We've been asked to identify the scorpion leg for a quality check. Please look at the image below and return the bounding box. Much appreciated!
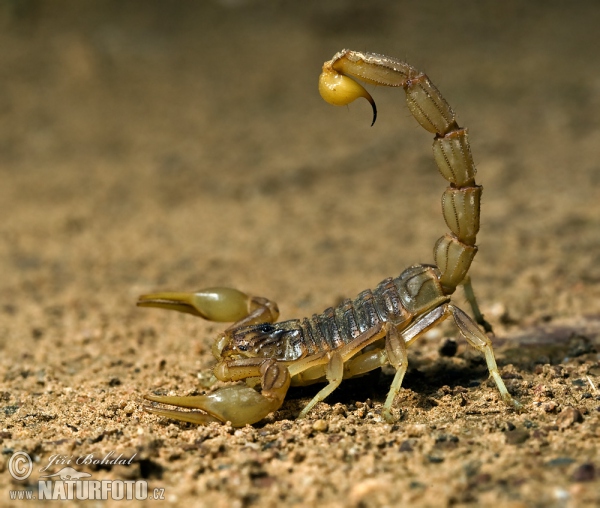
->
[137,287,279,328]
[381,322,408,423]
[448,304,522,409]
[380,308,449,422]
[290,323,390,417]
[296,351,344,419]
[384,304,520,412]
[460,276,494,334]
[145,357,291,427]
[342,349,387,378]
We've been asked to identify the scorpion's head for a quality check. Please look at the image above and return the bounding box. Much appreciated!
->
[214,322,304,363]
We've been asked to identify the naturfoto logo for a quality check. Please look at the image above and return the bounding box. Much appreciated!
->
[8,450,165,501]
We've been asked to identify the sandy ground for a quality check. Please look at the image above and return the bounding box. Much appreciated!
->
[1,1,599,506]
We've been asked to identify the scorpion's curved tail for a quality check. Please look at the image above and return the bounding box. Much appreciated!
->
[319,50,480,296]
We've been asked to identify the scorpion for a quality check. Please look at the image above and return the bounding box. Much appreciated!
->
[138,50,522,427]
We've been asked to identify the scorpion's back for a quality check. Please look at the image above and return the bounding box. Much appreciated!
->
[227,265,449,362]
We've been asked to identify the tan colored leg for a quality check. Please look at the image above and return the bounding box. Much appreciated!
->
[342,348,387,378]
[449,304,522,409]
[381,307,449,421]
[297,351,344,419]
[382,322,409,423]
[461,276,494,334]
[289,324,390,417]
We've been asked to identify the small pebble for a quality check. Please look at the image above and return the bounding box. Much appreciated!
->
[546,457,575,467]
[332,404,347,416]
[571,463,596,482]
[533,384,553,398]
[541,401,558,413]
[292,451,305,463]
[553,487,570,501]
[504,429,530,445]
[405,424,427,437]
[556,407,583,429]
[312,420,328,433]
[427,454,444,463]
[399,440,413,452]
[434,434,459,450]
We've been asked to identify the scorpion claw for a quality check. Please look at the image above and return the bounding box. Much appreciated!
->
[137,288,253,322]
[143,402,221,425]
[144,384,283,427]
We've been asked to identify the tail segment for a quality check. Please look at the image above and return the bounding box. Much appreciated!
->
[319,50,481,295]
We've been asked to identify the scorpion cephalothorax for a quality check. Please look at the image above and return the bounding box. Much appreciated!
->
[137,50,521,427]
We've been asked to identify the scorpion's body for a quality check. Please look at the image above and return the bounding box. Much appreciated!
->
[269,267,447,366]
[226,266,446,382]
[138,50,521,427]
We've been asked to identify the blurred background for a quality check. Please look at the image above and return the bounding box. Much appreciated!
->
[1,0,599,361]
